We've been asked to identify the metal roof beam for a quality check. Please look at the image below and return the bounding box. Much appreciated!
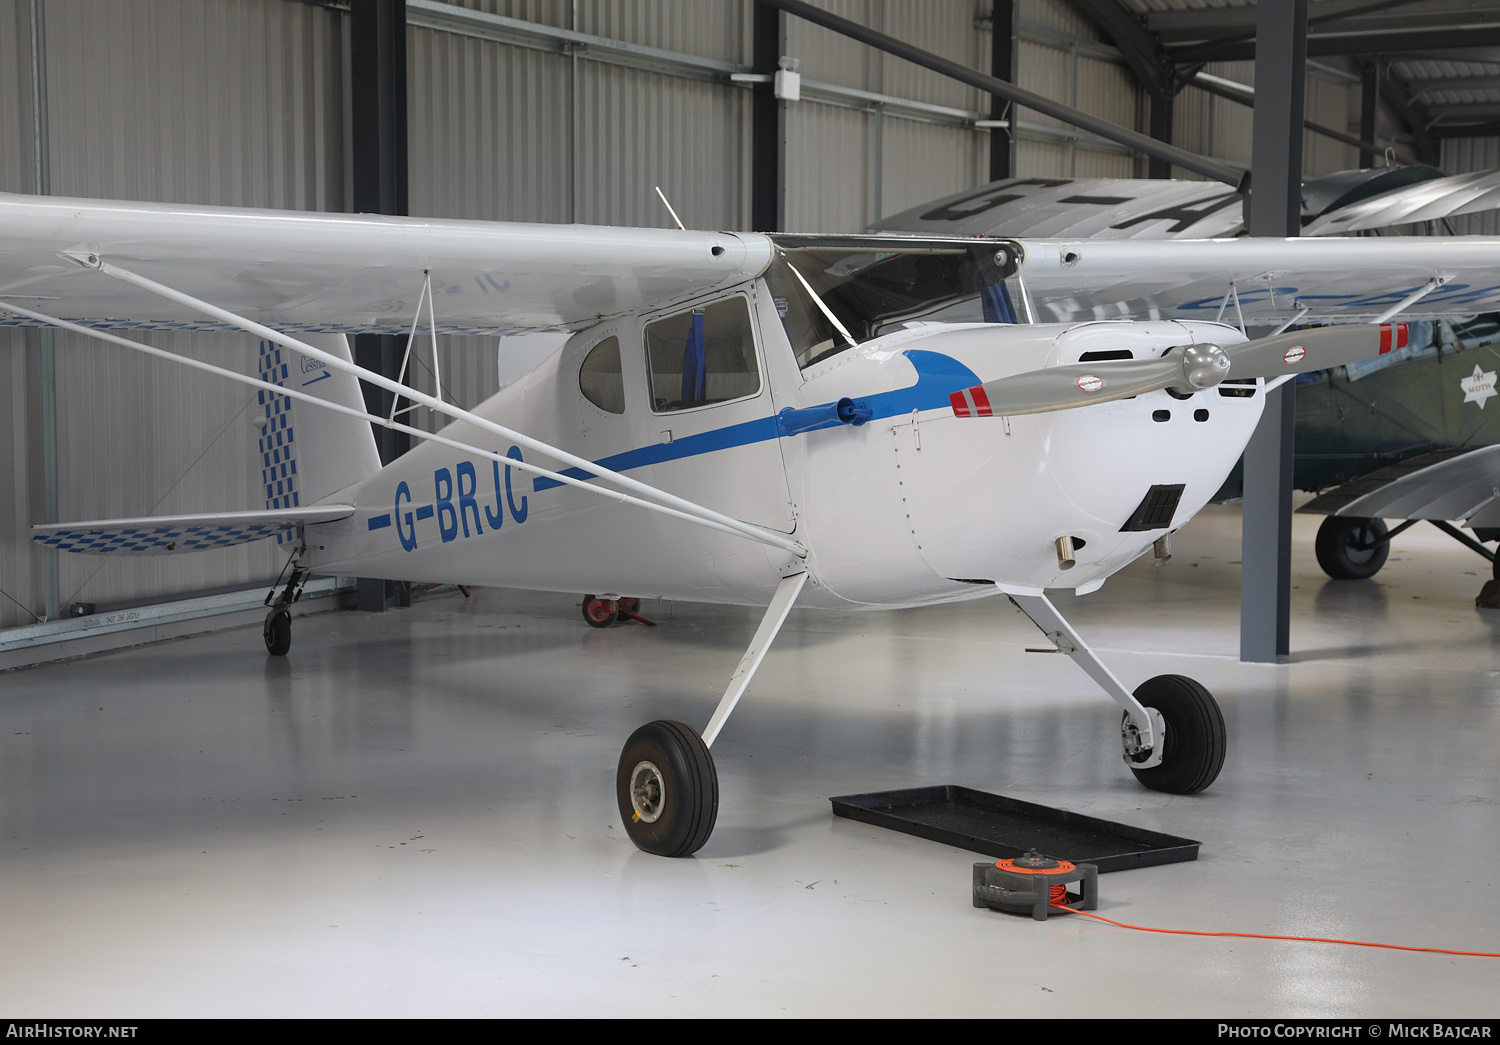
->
[1169,0,1428,62]
[1174,24,1500,62]
[1381,62,1441,164]
[1183,70,1411,162]
[1149,0,1500,42]
[1066,0,1174,97]
[759,0,1246,189]
[1427,101,1500,120]
[1410,75,1500,97]
[1431,116,1500,137]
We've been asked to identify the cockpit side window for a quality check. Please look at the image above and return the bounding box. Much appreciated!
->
[644,296,760,413]
[579,336,625,414]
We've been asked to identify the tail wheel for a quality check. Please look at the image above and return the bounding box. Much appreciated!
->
[263,609,291,657]
[1314,516,1389,579]
[1126,674,1226,795]
[581,595,618,628]
[616,720,718,857]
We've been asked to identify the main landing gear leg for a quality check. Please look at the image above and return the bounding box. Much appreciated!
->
[616,572,808,857]
[1008,592,1226,795]
[262,564,308,657]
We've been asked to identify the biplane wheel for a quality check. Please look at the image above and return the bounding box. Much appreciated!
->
[582,595,617,628]
[1314,516,1389,580]
[616,720,718,857]
[263,609,291,657]
[1126,675,1225,795]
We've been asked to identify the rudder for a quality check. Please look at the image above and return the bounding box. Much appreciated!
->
[256,333,381,522]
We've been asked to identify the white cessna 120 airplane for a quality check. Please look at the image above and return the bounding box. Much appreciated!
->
[5,190,1499,856]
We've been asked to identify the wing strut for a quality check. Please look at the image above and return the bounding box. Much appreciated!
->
[701,571,808,747]
[0,298,805,557]
[49,254,807,560]
[1371,276,1449,325]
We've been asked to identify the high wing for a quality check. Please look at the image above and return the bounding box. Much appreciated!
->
[876,167,1500,242]
[1304,168,1500,237]
[1299,446,1500,528]
[875,177,1247,240]
[872,167,1464,242]
[8,191,1500,337]
[0,192,772,337]
[1015,237,1500,325]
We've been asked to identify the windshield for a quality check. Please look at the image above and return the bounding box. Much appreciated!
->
[765,235,1024,369]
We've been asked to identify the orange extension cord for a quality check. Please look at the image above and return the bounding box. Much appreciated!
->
[1046,889,1500,959]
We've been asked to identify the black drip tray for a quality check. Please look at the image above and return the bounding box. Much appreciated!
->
[830,785,1200,873]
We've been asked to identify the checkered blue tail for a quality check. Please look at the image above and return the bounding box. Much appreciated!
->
[257,341,300,541]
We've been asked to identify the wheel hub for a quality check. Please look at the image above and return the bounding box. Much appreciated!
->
[629,760,666,823]
[1120,708,1167,770]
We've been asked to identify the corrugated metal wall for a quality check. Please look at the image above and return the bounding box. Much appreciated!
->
[0,0,40,629]
[0,0,347,628]
[1016,0,1140,179]
[0,0,1453,631]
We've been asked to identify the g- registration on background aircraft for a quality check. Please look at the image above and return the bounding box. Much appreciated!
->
[5,190,1500,857]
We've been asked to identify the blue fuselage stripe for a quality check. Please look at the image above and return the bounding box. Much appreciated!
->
[529,349,980,492]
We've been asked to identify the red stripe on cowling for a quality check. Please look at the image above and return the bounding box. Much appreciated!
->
[1379,325,1392,354]
[949,390,972,417]
[971,386,994,417]
[1396,322,1409,349]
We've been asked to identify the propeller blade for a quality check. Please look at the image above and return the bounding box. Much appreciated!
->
[950,343,1230,417]
[948,322,1409,419]
[1224,322,1407,379]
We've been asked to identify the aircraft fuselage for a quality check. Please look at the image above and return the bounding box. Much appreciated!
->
[302,277,1263,611]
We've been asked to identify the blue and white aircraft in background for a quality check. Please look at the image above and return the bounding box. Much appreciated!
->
[2,190,1494,855]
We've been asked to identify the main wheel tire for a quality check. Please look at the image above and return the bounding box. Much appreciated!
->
[616,720,718,857]
[1127,674,1226,795]
[581,595,617,628]
[1314,516,1390,579]
[263,609,291,657]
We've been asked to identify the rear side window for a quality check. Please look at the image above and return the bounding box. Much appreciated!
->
[644,297,760,413]
[579,336,625,414]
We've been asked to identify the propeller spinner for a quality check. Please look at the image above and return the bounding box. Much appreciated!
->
[950,323,1408,418]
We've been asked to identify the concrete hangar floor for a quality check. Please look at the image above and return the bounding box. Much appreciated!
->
[1,503,1497,1018]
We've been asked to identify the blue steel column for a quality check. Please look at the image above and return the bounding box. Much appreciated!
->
[352,0,411,612]
[1360,62,1380,169]
[1148,92,1174,179]
[988,0,1017,182]
[1240,0,1308,663]
[30,0,58,622]
[751,2,786,232]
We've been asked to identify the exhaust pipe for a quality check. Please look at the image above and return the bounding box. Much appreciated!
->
[1153,535,1172,566]
[1055,536,1076,571]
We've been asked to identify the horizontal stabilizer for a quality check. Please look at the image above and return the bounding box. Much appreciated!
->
[32,506,353,556]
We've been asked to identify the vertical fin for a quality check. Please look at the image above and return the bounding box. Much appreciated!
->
[284,332,384,502]
[258,333,382,545]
